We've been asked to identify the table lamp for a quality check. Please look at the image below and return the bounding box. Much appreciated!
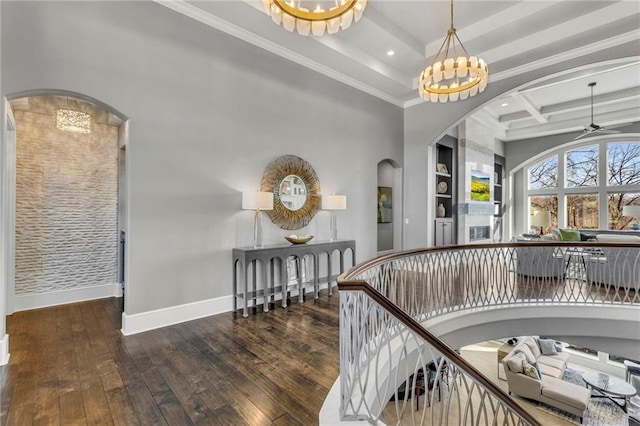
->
[532,210,551,236]
[242,191,273,248]
[622,205,640,230]
[322,194,347,242]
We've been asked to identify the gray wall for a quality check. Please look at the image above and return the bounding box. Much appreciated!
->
[1,1,403,315]
[403,43,640,250]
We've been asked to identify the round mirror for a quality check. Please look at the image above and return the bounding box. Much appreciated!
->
[261,155,320,230]
[279,175,307,211]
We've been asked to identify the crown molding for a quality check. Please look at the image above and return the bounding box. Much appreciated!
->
[154,0,405,107]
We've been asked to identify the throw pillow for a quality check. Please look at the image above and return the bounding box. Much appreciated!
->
[517,345,536,364]
[522,360,541,380]
[550,229,562,241]
[554,343,564,352]
[559,228,581,241]
[538,338,558,355]
[523,338,541,358]
[506,353,525,373]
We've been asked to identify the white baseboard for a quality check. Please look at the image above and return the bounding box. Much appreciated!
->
[120,282,337,336]
[121,295,233,336]
[0,334,9,366]
[14,283,123,312]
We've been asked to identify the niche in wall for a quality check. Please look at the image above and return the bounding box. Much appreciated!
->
[377,160,395,252]
[11,95,122,301]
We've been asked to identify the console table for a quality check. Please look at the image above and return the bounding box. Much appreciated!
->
[232,240,356,317]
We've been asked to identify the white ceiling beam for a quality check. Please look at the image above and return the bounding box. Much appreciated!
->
[504,107,640,141]
[423,1,557,58]
[408,31,640,104]
[519,61,639,94]
[542,87,640,116]
[512,92,548,124]
[478,2,639,65]
[499,89,640,123]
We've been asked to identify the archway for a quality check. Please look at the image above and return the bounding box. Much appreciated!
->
[1,90,129,342]
[377,159,402,253]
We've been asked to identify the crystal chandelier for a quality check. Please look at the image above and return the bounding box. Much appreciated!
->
[262,0,367,36]
[55,109,92,134]
[418,0,488,103]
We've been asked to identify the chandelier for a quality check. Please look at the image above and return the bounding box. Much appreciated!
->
[418,0,488,103]
[262,0,367,36]
[55,109,92,134]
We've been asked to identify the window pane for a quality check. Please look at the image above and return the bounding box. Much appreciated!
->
[608,192,640,230]
[566,145,598,188]
[608,142,640,186]
[529,196,558,234]
[528,156,558,190]
[566,194,598,229]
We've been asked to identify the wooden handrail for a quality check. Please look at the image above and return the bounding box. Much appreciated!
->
[340,241,638,280]
[338,279,542,426]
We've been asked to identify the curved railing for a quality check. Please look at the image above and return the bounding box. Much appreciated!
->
[337,242,640,425]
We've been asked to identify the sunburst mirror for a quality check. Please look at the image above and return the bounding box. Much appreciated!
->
[261,155,321,230]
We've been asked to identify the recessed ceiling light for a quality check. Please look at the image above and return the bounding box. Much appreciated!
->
[387,50,395,56]
[501,102,509,107]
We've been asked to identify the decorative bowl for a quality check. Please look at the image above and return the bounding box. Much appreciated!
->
[285,235,314,244]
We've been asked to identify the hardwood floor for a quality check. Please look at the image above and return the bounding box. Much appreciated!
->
[0,293,340,425]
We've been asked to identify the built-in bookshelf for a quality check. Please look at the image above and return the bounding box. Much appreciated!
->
[494,154,505,242]
[434,138,456,246]
[494,155,504,218]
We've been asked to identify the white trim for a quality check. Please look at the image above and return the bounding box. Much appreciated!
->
[13,283,122,312]
[0,334,8,366]
[121,295,234,336]
[154,0,404,107]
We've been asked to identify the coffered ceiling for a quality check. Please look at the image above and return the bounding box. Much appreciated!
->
[159,0,640,141]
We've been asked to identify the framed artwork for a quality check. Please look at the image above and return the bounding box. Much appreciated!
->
[377,186,392,223]
[471,169,491,201]
[436,163,449,174]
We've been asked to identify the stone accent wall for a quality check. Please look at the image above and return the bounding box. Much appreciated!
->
[15,108,118,295]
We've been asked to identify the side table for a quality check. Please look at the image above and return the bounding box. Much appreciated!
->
[232,239,356,317]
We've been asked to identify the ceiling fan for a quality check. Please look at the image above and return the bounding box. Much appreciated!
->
[575,82,626,140]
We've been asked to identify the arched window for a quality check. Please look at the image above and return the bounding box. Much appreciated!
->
[526,141,640,232]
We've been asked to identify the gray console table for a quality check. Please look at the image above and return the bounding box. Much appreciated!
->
[232,240,356,317]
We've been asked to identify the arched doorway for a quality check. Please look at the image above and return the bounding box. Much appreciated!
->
[377,159,402,253]
[1,91,129,336]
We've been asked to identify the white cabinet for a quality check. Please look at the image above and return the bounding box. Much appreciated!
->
[435,219,454,246]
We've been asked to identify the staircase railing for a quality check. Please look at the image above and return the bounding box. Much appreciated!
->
[337,242,640,424]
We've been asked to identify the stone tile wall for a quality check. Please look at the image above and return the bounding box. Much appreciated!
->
[15,107,118,295]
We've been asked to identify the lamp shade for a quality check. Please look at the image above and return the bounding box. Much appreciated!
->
[622,205,640,216]
[242,191,273,210]
[532,210,551,227]
[322,194,347,210]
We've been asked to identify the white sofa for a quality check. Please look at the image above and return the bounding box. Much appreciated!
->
[585,234,640,290]
[514,241,564,278]
[502,337,591,422]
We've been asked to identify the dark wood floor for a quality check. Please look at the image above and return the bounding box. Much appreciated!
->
[0,292,340,425]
